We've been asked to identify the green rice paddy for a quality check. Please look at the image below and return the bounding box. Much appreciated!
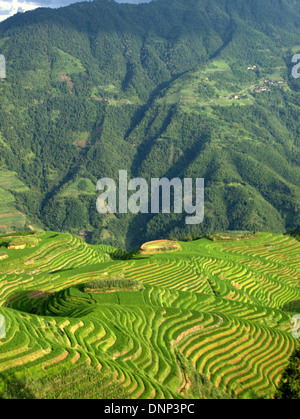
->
[0,230,299,399]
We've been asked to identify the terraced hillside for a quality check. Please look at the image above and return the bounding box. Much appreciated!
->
[0,231,299,399]
[0,0,300,248]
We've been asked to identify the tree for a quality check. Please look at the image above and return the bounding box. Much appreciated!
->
[275,348,300,399]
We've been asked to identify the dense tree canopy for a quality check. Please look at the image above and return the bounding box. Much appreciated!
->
[0,0,299,249]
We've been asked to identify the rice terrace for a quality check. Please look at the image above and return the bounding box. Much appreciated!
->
[0,230,299,399]
[140,240,181,255]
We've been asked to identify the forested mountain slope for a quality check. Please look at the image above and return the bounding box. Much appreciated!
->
[0,0,299,249]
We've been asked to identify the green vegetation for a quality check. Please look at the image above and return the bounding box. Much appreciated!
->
[0,171,29,232]
[140,240,181,254]
[290,226,300,242]
[0,230,299,399]
[83,278,143,292]
[0,0,299,399]
[0,0,298,248]
[0,362,129,399]
[0,252,7,261]
[209,231,260,241]
[275,348,300,399]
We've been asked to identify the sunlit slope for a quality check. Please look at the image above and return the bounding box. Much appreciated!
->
[0,0,300,245]
[0,231,299,398]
